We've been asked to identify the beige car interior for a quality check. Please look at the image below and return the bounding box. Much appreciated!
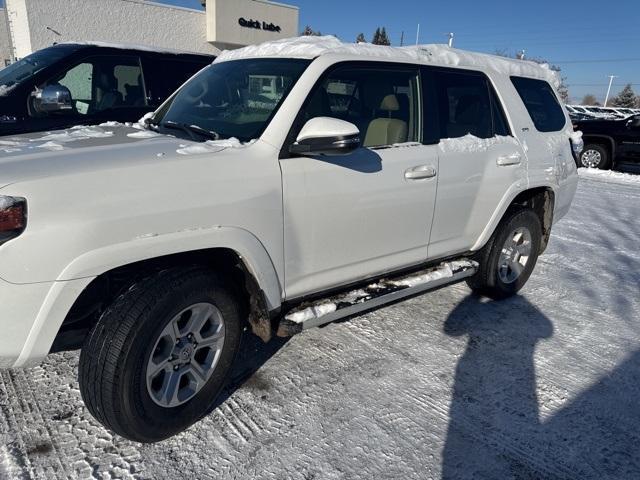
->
[364,94,408,147]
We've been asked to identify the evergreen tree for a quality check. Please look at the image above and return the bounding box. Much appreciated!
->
[371,28,381,45]
[378,27,391,46]
[356,33,366,43]
[301,25,321,36]
[611,84,637,108]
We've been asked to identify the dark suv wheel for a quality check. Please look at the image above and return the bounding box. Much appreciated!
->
[467,208,542,299]
[79,267,242,442]
[580,143,611,169]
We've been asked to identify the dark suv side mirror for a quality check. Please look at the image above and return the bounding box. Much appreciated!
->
[626,117,640,129]
[289,117,361,156]
[31,84,74,115]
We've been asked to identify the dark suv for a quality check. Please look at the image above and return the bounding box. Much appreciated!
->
[574,115,640,170]
[0,43,214,136]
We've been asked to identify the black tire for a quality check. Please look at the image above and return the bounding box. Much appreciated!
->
[579,143,611,170]
[79,267,242,443]
[466,208,542,300]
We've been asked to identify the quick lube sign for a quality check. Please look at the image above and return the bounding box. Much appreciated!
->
[238,17,281,33]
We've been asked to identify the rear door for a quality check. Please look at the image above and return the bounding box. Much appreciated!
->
[280,62,440,299]
[426,67,527,259]
[617,115,640,163]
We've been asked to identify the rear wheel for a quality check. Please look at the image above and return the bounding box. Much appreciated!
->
[467,208,542,299]
[580,144,611,169]
[79,267,242,442]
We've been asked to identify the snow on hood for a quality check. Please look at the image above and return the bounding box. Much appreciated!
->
[176,138,254,155]
[215,36,559,87]
[0,84,17,97]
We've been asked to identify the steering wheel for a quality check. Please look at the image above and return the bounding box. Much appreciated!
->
[182,77,209,104]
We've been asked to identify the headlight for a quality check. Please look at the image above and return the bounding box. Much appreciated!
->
[0,196,27,245]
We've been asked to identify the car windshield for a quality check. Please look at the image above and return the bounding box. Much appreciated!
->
[153,58,311,142]
[0,45,78,90]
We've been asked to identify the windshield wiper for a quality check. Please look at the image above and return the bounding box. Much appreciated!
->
[161,121,220,141]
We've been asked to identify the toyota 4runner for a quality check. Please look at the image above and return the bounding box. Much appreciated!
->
[0,36,580,442]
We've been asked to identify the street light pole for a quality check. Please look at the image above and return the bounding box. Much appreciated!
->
[604,75,617,107]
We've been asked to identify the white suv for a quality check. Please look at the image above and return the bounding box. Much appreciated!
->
[0,36,579,442]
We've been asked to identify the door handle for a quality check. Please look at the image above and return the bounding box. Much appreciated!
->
[405,165,437,180]
[496,152,522,166]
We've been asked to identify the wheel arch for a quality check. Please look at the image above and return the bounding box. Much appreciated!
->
[22,227,282,362]
[472,186,555,254]
[582,134,616,161]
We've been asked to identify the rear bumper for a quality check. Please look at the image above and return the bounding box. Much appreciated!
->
[0,276,93,368]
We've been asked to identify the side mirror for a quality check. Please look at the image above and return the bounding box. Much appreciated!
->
[626,117,640,129]
[32,84,73,115]
[290,117,360,156]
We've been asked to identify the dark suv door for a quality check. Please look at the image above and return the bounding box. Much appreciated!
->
[617,115,640,163]
[29,54,150,129]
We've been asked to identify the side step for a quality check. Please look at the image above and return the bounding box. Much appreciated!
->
[277,259,478,336]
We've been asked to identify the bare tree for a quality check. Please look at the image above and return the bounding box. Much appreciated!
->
[581,94,599,106]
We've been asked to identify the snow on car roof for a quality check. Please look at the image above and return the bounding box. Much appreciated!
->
[58,41,216,56]
[215,35,559,87]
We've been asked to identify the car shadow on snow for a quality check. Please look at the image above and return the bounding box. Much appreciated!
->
[205,331,290,414]
[441,294,640,479]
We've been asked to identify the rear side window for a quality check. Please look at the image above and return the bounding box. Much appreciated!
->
[432,69,510,139]
[511,76,565,132]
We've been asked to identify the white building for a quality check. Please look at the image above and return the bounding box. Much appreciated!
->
[1,0,299,62]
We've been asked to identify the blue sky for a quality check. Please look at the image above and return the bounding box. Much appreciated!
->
[159,0,640,103]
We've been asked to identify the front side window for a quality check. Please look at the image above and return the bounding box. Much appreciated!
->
[154,59,310,142]
[511,76,566,132]
[38,55,144,116]
[0,45,79,91]
[298,63,422,147]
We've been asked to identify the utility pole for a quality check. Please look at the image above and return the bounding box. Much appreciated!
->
[400,31,404,47]
[447,32,454,47]
[416,24,420,45]
[604,75,617,107]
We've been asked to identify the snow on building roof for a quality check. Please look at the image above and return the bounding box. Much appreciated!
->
[215,35,559,87]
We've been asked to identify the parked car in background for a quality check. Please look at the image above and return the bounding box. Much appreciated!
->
[574,114,640,169]
[0,36,579,442]
[0,43,213,135]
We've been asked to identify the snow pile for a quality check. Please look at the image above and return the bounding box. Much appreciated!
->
[176,138,252,155]
[33,125,114,144]
[286,303,338,324]
[0,84,17,97]
[215,36,559,86]
[438,134,520,153]
[389,263,454,288]
[578,168,640,185]
[36,141,64,151]
[127,130,163,139]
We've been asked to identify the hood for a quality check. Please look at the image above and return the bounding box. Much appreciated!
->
[0,123,252,187]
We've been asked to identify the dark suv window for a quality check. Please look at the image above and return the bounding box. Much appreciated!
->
[298,63,422,147]
[511,76,565,132]
[433,69,510,139]
[143,58,211,107]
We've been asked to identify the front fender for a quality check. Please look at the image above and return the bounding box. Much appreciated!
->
[57,225,283,311]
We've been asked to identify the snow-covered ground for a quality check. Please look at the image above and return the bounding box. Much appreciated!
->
[1,174,639,479]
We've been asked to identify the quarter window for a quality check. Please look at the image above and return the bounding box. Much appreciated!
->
[511,76,566,132]
[299,64,422,147]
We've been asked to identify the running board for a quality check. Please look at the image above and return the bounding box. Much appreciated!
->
[277,260,478,336]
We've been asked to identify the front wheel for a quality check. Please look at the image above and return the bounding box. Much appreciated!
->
[467,209,542,299]
[79,267,242,442]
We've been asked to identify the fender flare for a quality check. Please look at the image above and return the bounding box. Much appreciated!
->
[470,182,557,252]
[582,134,616,159]
[57,225,283,311]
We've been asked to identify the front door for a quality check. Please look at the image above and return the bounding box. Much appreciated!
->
[280,62,439,299]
